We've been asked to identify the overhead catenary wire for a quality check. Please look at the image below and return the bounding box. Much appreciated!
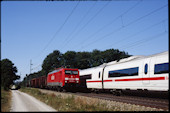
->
[77,0,142,47]
[120,31,168,50]
[60,1,98,52]
[32,1,80,60]
[104,18,168,49]
[61,0,111,51]
[79,4,168,51]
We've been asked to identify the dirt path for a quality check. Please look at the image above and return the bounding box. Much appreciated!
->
[10,90,56,112]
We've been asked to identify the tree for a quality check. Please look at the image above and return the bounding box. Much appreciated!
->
[1,59,20,90]
[76,51,91,69]
[101,49,131,63]
[91,49,103,67]
[42,50,63,75]
[63,51,77,68]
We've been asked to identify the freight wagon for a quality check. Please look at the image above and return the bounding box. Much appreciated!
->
[39,76,47,88]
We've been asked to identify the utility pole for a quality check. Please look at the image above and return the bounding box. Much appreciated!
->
[30,60,33,74]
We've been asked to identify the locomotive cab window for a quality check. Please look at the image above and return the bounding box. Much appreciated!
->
[144,64,148,74]
[99,72,100,78]
[72,71,78,75]
[154,63,169,74]
[65,70,78,75]
[65,70,72,74]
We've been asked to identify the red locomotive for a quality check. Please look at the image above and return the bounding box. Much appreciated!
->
[47,68,80,91]
[29,67,80,92]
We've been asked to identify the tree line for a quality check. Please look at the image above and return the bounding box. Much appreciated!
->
[22,49,131,86]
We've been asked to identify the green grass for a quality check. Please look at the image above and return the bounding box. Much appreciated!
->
[19,87,112,111]
[1,87,11,112]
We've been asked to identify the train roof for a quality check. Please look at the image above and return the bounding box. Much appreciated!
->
[104,55,144,66]
[104,51,168,66]
[79,51,168,72]
[48,68,79,75]
[79,56,144,72]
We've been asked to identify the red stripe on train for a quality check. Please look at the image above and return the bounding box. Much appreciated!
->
[86,80,113,83]
[86,77,165,83]
[115,77,165,81]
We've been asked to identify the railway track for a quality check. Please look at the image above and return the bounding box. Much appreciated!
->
[39,88,168,111]
[66,91,169,111]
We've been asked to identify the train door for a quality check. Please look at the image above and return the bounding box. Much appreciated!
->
[94,68,103,89]
[87,67,103,90]
[142,58,151,85]
[101,65,106,89]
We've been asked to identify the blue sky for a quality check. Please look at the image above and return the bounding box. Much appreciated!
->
[1,0,168,81]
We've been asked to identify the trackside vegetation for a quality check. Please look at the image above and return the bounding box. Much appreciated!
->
[19,87,113,111]
[1,87,12,112]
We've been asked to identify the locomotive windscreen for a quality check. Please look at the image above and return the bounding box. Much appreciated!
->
[65,70,78,75]
[72,71,78,75]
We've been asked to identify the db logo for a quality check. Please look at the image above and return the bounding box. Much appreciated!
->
[51,75,55,80]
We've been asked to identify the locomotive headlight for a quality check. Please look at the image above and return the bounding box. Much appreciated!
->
[65,78,69,80]
[65,81,67,83]
[75,78,79,80]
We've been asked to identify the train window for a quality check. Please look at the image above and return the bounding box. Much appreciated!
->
[65,70,72,74]
[80,74,91,79]
[72,71,78,75]
[99,72,100,78]
[144,64,148,74]
[108,67,139,78]
[154,63,169,74]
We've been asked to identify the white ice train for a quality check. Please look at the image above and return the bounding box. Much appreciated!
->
[79,51,169,95]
